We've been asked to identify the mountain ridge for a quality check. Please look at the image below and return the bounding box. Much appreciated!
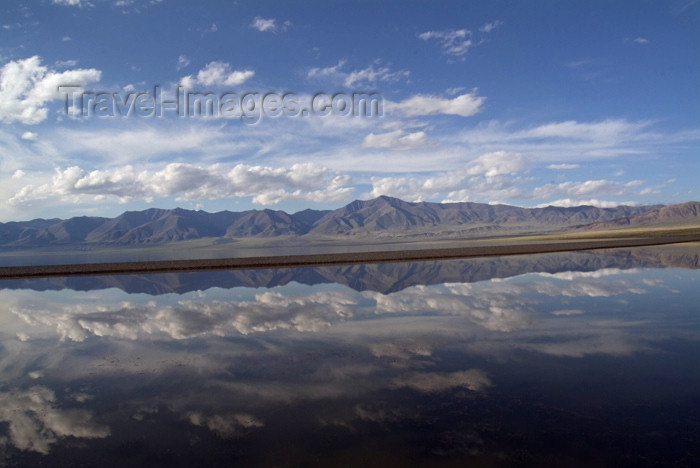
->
[0,197,696,249]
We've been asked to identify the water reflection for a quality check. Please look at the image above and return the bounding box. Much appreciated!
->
[0,246,698,466]
[2,244,697,295]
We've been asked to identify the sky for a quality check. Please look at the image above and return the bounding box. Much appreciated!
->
[0,0,698,222]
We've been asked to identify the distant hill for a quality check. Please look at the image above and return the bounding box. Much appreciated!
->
[0,196,696,249]
[308,196,662,237]
[575,201,700,230]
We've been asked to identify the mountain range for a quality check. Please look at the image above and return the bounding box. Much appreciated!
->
[1,196,698,249]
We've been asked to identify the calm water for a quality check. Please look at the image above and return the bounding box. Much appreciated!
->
[0,246,698,467]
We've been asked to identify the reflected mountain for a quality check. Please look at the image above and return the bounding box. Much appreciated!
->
[1,247,698,466]
[1,244,697,295]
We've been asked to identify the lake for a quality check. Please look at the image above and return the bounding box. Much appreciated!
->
[0,245,698,466]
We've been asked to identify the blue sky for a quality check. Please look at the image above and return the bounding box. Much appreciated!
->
[0,0,698,221]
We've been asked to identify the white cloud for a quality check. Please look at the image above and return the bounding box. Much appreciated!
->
[307,60,347,80]
[21,131,37,140]
[533,179,643,198]
[0,56,101,124]
[343,64,409,87]
[55,59,78,67]
[194,22,218,35]
[176,54,190,70]
[453,118,675,161]
[361,151,527,202]
[419,28,473,57]
[46,125,248,164]
[180,61,254,87]
[251,16,276,32]
[633,37,650,44]
[250,17,290,33]
[8,162,354,206]
[534,198,638,208]
[362,129,427,150]
[466,151,528,177]
[52,0,92,7]
[480,20,503,32]
[388,92,485,117]
[307,60,409,87]
[521,119,650,141]
[358,147,647,205]
[547,163,580,170]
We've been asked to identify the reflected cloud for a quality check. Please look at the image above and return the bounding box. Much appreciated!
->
[367,283,533,332]
[187,412,263,438]
[0,386,109,454]
[551,309,585,316]
[11,290,358,341]
[392,369,492,393]
[536,267,642,280]
[517,334,646,357]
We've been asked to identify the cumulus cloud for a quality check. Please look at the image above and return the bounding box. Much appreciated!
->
[388,92,485,117]
[0,56,101,124]
[250,17,290,33]
[358,141,648,205]
[0,386,109,454]
[21,131,37,141]
[180,61,254,87]
[361,151,527,202]
[8,162,354,206]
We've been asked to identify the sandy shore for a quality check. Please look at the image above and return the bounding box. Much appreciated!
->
[0,236,698,279]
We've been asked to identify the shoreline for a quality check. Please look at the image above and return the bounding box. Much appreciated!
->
[0,236,698,279]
